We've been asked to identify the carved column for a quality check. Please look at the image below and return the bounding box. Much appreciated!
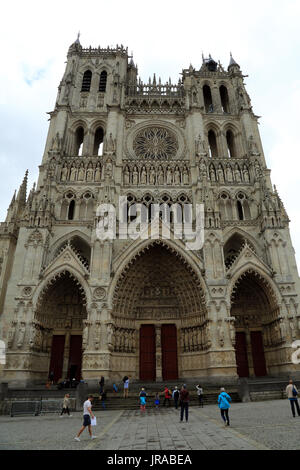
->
[155,324,162,381]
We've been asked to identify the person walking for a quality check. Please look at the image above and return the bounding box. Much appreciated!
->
[196,384,204,408]
[218,387,231,426]
[49,371,54,385]
[123,376,129,398]
[154,393,160,409]
[179,384,189,422]
[99,376,105,394]
[162,386,172,407]
[100,389,107,410]
[60,393,72,417]
[286,379,300,417]
[172,386,180,409]
[139,388,146,413]
[74,395,97,441]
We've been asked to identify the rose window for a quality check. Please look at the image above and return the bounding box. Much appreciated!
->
[133,127,178,159]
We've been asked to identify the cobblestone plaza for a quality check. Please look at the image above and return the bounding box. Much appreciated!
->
[0,400,299,451]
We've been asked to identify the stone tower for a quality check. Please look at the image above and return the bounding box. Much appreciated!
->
[0,37,299,387]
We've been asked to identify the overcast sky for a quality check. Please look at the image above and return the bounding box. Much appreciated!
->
[0,0,300,269]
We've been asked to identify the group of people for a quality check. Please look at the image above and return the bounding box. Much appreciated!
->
[138,384,204,423]
[69,379,300,441]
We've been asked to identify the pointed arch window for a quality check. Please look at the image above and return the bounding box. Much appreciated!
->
[81,70,92,92]
[220,85,230,113]
[75,127,84,156]
[99,71,107,92]
[237,200,244,220]
[93,127,104,156]
[203,85,213,113]
[68,199,75,220]
[226,130,236,158]
[208,130,218,158]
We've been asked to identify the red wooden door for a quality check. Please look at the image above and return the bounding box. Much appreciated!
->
[140,325,156,381]
[235,332,249,378]
[161,324,178,380]
[49,335,65,383]
[68,335,83,381]
[251,331,267,377]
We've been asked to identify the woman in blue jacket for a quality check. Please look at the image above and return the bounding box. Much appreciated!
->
[218,387,232,426]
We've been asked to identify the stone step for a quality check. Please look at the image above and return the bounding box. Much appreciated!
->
[92,392,241,410]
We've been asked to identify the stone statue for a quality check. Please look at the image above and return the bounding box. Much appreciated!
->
[141,166,147,184]
[157,166,164,185]
[132,166,139,185]
[248,135,260,156]
[174,167,181,185]
[149,167,156,185]
[94,164,101,182]
[195,135,207,156]
[124,167,130,185]
[61,164,68,182]
[105,160,113,179]
[226,164,233,183]
[210,166,216,182]
[86,165,94,182]
[70,165,77,182]
[183,167,189,185]
[166,167,173,185]
[77,163,85,181]
[243,167,250,183]
[217,165,224,183]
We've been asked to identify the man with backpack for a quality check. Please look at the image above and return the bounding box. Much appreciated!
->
[218,387,232,426]
[286,379,300,417]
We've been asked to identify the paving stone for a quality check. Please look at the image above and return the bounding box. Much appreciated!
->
[1,401,298,450]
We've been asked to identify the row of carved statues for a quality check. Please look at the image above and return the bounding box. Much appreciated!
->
[123,163,190,186]
[199,160,253,184]
[60,159,113,182]
[108,326,136,353]
[180,325,212,352]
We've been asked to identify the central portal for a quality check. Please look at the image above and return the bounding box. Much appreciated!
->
[113,243,207,381]
[139,323,178,381]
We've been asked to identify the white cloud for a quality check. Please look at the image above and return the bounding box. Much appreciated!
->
[0,0,300,268]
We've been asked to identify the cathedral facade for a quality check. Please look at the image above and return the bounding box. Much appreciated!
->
[0,37,299,386]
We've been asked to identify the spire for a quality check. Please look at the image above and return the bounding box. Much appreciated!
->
[16,170,28,205]
[9,190,16,208]
[228,52,240,69]
[75,31,81,45]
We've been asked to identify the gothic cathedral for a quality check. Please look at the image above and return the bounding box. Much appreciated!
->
[0,36,299,386]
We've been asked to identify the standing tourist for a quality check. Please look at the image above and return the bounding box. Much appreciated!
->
[60,393,72,417]
[100,389,107,410]
[172,386,180,409]
[196,384,204,407]
[74,395,97,441]
[99,376,105,394]
[218,387,231,426]
[49,371,54,385]
[123,376,130,398]
[286,379,300,417]
[179,384,189,423]
[162,386,172,407]
[139,388,147,413]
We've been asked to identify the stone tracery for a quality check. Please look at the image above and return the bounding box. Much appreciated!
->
[133,127,178,160]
